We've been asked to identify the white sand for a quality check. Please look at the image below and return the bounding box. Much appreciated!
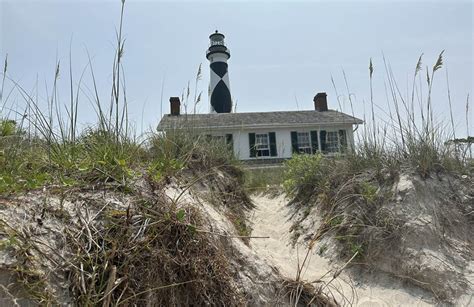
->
[249,194,433,306]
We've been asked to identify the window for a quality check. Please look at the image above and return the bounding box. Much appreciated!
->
[297,132,312,154]
[249,132,277,158]
[292,131,318,154]
[326,131,339,153]
[255,133,270,157]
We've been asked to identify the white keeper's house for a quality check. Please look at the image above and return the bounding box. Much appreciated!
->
[157,31,363,162]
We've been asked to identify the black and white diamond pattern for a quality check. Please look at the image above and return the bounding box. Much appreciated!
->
[209,61,232,113]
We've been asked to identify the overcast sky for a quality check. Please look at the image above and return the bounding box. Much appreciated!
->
[1,0,472,136]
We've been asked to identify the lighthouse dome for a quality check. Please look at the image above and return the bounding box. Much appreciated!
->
[209,30,225,40]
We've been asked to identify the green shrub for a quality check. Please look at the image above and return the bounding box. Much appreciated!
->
[283,154,330,198]
[0,119,19,137]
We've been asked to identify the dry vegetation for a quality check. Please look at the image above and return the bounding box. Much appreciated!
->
[0,183,241,305]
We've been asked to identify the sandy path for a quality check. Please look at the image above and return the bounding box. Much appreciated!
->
[248,194,330,281]
[248,194,433,307]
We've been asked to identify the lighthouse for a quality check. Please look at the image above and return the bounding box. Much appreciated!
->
[206,30,232,113]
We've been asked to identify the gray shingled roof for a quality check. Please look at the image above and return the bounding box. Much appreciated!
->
[157,110,363,130]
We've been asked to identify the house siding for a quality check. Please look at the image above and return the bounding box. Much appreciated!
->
[204,123,355,160]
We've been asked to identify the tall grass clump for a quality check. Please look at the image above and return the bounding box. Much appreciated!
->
[0,1,149,193]
[356,51,471,177]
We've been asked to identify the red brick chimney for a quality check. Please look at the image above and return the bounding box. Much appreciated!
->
[314,92,328,112]
[169,97,181,116]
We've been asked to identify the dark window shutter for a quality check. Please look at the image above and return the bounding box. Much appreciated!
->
[339,130,347,152]
[226,133,233,150]
[269,132,277,157]
[249,133,256,157]
[320,130,327,153]
[291,131,298,153]
[310,130,319,153]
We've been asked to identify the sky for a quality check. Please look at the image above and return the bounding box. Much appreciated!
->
[0,0,472,137]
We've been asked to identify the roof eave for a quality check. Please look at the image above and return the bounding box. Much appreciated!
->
[157,120,363,131]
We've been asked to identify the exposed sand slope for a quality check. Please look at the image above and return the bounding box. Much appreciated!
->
[0,177,292,306]
[249,194,434,307]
